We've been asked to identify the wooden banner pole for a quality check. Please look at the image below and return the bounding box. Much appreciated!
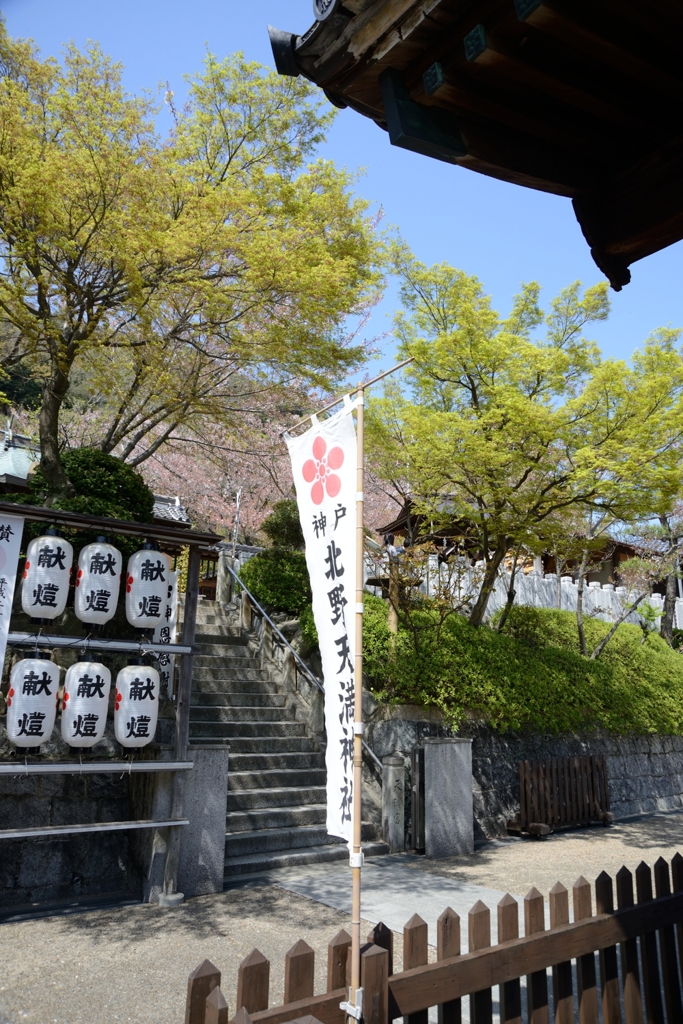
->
[349,385,365,1024]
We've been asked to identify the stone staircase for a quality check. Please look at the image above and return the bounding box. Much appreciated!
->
[189,602,387,880]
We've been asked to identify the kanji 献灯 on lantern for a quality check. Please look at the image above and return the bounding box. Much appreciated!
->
[125,547,169,629]
[61,661,111,748]
[21,533,73,620]
[6,654,60,746]
[74,539,122,626]
[114,664,160,747]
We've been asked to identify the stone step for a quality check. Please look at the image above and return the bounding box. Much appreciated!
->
[194,635,247,648]
[226,786,327,811]
[190,738,231,748]
[194,606,238,619]
[225,804,326,833]
[196,655,264,671]
[225,824,342,857]
[191,679,276,695]
[195,649,254,661]
[223,841,389,879]
[189,705,297,723]
[229,768,327,791]
[193,621,239,633]
[193,627,243,638]
[194,667,271,682]
[228,752,325,772]
[189,720,305,737]
[227,736,318,753]
[191,692,287,708]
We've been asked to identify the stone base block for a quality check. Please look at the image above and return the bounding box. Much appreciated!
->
[423,737,473,858]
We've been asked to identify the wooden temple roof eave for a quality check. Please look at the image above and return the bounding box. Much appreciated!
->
[270,0,683,290]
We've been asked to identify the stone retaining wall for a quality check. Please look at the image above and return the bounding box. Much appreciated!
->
[0,771,132,907]
[365,700,683,842]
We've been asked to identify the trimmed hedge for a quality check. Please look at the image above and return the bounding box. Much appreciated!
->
[361,598,683,735]
[239,548,311,615]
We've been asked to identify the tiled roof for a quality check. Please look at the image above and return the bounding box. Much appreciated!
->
[152,494,192,524]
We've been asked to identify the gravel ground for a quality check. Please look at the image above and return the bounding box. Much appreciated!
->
[0,885,374,1024]
[1,811,682,1024]
[407,810,683,895]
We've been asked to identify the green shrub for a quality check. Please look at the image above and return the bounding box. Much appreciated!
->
[7,448,156,559]
[239,548,311,614]
[27,448,155,522]
[299,602,319,655]
[363,599,683,735]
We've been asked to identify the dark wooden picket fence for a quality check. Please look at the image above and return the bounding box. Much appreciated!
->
[185,852,683,1024]
[508,754,614,837]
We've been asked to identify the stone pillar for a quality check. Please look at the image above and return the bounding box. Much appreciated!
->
[178,745,230,897]
[423,737,473,858]
[241,589,251,631]
[216,550,231,605]
[382,755,405,852]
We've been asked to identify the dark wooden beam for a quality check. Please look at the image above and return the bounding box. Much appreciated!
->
[459,32,662,139]
[0,499,221,550]
[380,68,467,164]
[425,69,617,167]
[521,2,683,101]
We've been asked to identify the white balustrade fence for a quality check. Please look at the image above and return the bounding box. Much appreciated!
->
[364,553,683,630]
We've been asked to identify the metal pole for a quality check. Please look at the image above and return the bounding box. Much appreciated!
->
[349,386,365,1023]
[283,357,414,437]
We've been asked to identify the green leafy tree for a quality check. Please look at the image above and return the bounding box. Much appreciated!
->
[367,251,683,627]
[0,28,383,498]
[260,499,304,550]
[20,448,154,522]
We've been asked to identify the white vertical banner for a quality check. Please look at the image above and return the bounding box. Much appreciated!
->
[0,513,24,680]
[154,567,178,698]
[286,401,358,842]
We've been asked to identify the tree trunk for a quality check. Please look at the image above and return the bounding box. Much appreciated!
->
[659,515,677,646]
[39,362,74,501]
[576,549,589,656]
[555,553,563,609]
[468,538,508,627]
[387,562,399,634]
[660,569,677,645]
[496,545,522,633]
[590,591,649,660]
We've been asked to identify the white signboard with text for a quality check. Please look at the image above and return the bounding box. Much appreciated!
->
[286,402,357,842]
[153,568,178,698]
[0,514,24,680]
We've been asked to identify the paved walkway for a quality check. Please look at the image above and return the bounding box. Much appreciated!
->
[1,810,682,1024]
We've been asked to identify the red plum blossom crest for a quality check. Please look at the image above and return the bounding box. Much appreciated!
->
[302,436,344,505]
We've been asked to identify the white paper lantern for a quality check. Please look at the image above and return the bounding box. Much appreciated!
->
[125,548,170,629]
[21,533,73,620]
[6,656,60,746]
[114,664,160,747]
[74,539,122,625]
[61,661,111,748]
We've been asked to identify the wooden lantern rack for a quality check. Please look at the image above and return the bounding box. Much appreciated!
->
[0,499,220,844]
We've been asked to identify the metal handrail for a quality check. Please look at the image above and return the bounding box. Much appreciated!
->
[223,561,383,772]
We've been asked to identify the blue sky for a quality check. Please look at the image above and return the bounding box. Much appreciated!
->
[3,0,683,369]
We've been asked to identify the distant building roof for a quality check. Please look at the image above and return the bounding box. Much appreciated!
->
[0,427,40,491]
[153,494,192,527]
